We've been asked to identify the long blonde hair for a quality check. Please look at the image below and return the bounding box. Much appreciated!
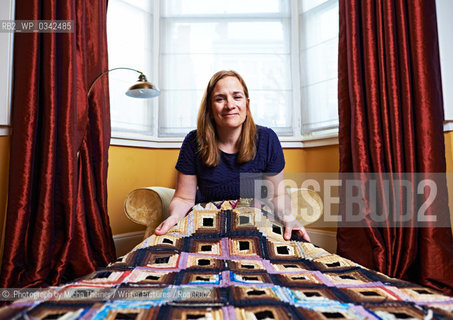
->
[197,70,256,167]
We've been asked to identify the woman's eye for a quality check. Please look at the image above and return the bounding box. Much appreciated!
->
[234,96,242,100]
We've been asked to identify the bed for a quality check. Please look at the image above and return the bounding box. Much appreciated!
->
[1,199,453,319]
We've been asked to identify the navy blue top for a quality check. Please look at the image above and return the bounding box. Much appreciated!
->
[175,126,285,203]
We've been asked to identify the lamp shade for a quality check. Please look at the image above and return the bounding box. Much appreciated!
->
[126,74,160,98]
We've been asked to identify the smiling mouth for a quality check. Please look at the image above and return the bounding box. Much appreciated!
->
[223,113,238,116]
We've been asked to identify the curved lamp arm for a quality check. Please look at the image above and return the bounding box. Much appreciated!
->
[87,67,160,98]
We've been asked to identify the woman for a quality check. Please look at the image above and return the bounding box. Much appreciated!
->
[155,70,310,241]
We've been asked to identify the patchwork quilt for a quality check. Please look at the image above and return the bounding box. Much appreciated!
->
[1,200,453,319]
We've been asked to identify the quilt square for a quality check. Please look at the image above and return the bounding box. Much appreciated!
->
[266,240,301,260]
[234,305,293,320]
[100,304,160,319]
[338,286,401,303]
[231,286,281,302]
[193,209,223,234]
[311,254,358,271]
[270,261,312,273]
[297,305,370,319]
[231,207,262,232]
[125,269,176,285]
[189,238,223,256]
[229,236,262,258]
[291,287,341,304]
[186,255,225,269]
[181,271,222,285]
[165,306,224,320]
[274,272,324,287]
[322,269,375,285]
[230,272,272,285]
[398,286,453,303]
[365,303,427,319]
[228,259,265,272]
[144,234,184,250]
[142,252,180,269]
[260,218,287,242]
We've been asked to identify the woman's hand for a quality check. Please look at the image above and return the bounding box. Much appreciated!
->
[154,172,197,236]
[263,172,310,242]
[154,214,185,236]
[283,219,311,242]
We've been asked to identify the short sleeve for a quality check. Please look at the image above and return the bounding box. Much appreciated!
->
[264,127,285,174]
[175,130,198,175]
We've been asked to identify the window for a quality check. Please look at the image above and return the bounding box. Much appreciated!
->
[106,0,342,146]
[437,0,453,131]
[299,0,339,134]
[107,1,155,140]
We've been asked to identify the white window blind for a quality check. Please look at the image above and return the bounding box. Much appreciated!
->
[107,0,156,140]
[159,0,293,136]
[299,0,339,134]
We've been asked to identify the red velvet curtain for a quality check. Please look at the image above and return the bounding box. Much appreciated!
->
[0,0,116,288]
[337,0,453,295]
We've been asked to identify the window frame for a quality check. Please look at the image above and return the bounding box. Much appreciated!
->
[0,0,14,136]
[437,0,453,132]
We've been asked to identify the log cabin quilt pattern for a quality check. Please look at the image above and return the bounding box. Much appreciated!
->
[1,200,453,319]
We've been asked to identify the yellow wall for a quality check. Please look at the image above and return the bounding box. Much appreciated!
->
[445,132,453,172]
[284,145,339,173]
[444,132,453,232]
[107,147,179,234]
[284,145,339,232]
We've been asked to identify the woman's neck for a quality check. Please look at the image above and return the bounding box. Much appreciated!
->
[216,126,242,154]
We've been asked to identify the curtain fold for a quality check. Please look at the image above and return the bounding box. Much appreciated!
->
[0,0,116,288]
[337,0,453,295]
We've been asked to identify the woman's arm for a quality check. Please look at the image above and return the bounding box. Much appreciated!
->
[265,171,311,242]
[154,172,197,235]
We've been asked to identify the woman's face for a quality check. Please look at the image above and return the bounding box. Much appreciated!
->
[210,76,248,131]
